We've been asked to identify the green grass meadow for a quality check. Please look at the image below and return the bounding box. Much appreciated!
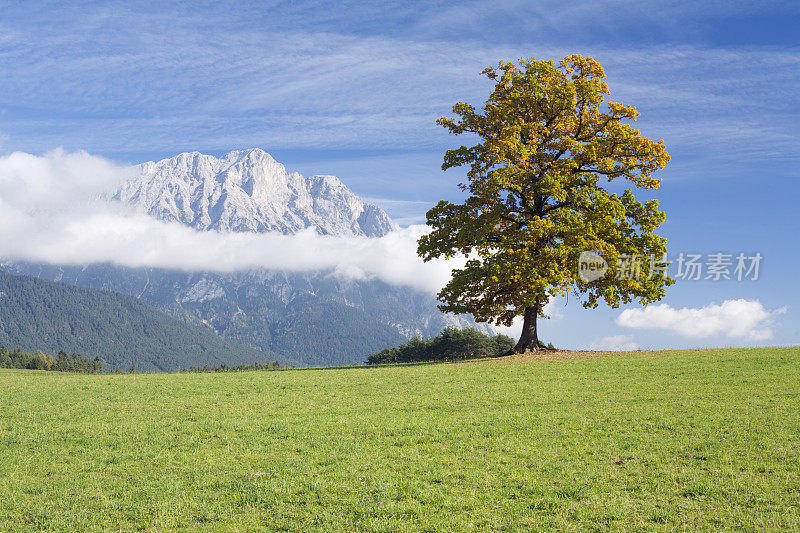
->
[1,348,799,530]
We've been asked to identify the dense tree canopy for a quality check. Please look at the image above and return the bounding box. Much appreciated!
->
[418,55,673,352]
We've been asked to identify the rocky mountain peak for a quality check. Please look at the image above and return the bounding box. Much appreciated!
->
[114,149,397,237]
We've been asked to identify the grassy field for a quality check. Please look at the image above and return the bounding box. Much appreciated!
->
[1,348,799,531]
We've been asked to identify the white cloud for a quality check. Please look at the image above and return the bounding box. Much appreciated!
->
[0,148,135,208]
[616,300,787,342]
[588,334,639,351]
[0,149,459,294]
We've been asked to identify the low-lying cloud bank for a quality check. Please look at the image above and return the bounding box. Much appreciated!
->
[0,149,458,294]
[616,299,787,342]
[589,334,640,351]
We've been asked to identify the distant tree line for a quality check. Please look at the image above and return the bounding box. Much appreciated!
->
[367,327,517,364]
[0,347,102,373]
[0,345,289,374]
[181,360,287,373]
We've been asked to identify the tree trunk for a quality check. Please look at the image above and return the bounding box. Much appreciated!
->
[512,304,540,354]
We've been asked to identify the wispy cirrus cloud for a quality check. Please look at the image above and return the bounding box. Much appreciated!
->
[1,2,798,165]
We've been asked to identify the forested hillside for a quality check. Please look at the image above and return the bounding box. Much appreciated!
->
[0,271,284,371]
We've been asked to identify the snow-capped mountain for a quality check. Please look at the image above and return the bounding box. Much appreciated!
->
[114,148,396,237]
[3,148,492,367]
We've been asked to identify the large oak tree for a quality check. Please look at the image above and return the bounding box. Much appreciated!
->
[418,55,673,353]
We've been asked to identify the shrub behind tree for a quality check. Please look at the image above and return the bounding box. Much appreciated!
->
[367,328,516,364]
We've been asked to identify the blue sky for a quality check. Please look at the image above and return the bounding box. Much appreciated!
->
[1,0,799,349]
